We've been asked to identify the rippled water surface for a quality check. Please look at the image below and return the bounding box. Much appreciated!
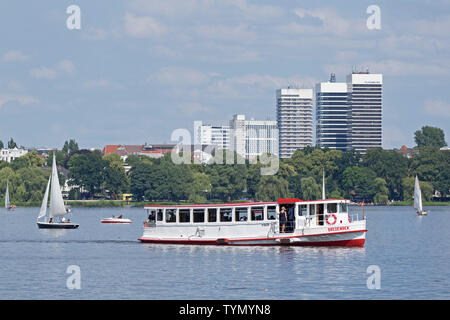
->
[0,205,449,299]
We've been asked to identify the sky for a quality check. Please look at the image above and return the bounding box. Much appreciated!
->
[0,0,449,150]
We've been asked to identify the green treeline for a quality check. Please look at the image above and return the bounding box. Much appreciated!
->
[0,127,449,205]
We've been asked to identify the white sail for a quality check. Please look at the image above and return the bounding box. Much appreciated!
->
[49,154,67,218]
[5,180,9,208]
[414,175,422,212]
[38,175,51,221]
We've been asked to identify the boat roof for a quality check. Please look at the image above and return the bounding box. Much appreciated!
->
[144,198,349,208]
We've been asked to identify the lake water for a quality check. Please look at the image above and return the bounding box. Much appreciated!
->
[0,205,449,300]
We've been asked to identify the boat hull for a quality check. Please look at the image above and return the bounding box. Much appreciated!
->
[101,218,132,224]
[139,229,366,247]
[37,222,79,229]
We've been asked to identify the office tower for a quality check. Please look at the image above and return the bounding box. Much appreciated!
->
[315,71,383,154]
[316,73,351,151]
[276,88,313,158]
[347,72,383,154]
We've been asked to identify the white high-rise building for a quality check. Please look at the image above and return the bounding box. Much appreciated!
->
[315,72,382,154]
[194,115,278,162]
[276,88,313,158]
[230,114,278,160]
[194,121,231,150]
[347,72,382,154]
[316,74,351,151]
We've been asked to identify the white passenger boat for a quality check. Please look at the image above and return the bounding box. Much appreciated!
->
[101,215,132,224]
[139,198,367,247]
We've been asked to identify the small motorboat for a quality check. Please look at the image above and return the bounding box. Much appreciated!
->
[101,215,132,224]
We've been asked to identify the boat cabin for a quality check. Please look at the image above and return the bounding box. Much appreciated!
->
[144,199,351,233]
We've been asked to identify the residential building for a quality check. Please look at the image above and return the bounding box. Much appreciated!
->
[347,71,383,154]
[194,115,278,162]
[276,88,313,158]
[0,147,28,163]
[229,114,278,161]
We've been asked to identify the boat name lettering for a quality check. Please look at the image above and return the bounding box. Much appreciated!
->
[328,226,349,232]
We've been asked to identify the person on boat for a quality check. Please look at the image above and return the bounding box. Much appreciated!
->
[277,207,287,233]
[49,217,53,223]
[287,206,295,232]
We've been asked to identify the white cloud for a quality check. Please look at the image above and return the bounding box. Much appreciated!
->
[148,67,210,86]
[424,99,450,117]
[124,13,166,38]
[0,94,38,108]
[83,78,123,89]
[30,59,76,80]
[2,50,30,62]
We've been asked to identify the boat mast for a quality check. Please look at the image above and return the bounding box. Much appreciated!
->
[322,165,325,200]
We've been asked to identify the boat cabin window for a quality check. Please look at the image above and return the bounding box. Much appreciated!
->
[309,204,316,216]
[208,208,217,222]
[157,209,163,221]
[193,209,205,223]
[179,209,190,223]
[298,205,307,216]
[147,210,156,222]
[220,208,232,222]
[251,207,264,221]
[339,203,348,213]
[327,203,337,214]
[235,207,248,221]
[267,206,277,220]
[166,209,176,223]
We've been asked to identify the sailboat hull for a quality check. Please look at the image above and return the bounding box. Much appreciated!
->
[37,222,79,229]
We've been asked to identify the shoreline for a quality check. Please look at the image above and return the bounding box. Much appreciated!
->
[8,200,450,208]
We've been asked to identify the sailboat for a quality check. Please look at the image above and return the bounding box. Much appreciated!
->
[5,180,15,211]
[414,175,428,216]
[37,154,79,229]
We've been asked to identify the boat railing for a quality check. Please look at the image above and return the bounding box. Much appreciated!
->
[144,221,156,228]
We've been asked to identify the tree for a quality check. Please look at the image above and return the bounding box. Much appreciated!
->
[0,140,3,149]
[103,153,129,199]
[188,172,211,203]
[7,138,17,149]
[414,126,447,149]
[402,177,434,201]
[255,175,291,202]
[342,166,377,201]
[362,148,409,200]
[300,177,321,200]
[67,151,106,198]
[373,178,389,205]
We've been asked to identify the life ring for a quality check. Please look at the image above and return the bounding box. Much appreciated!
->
[326,214,337,225]
[348,215,351,223]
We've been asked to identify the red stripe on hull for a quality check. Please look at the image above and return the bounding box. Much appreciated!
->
[138,238,365,247]
[101,221,131,224]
